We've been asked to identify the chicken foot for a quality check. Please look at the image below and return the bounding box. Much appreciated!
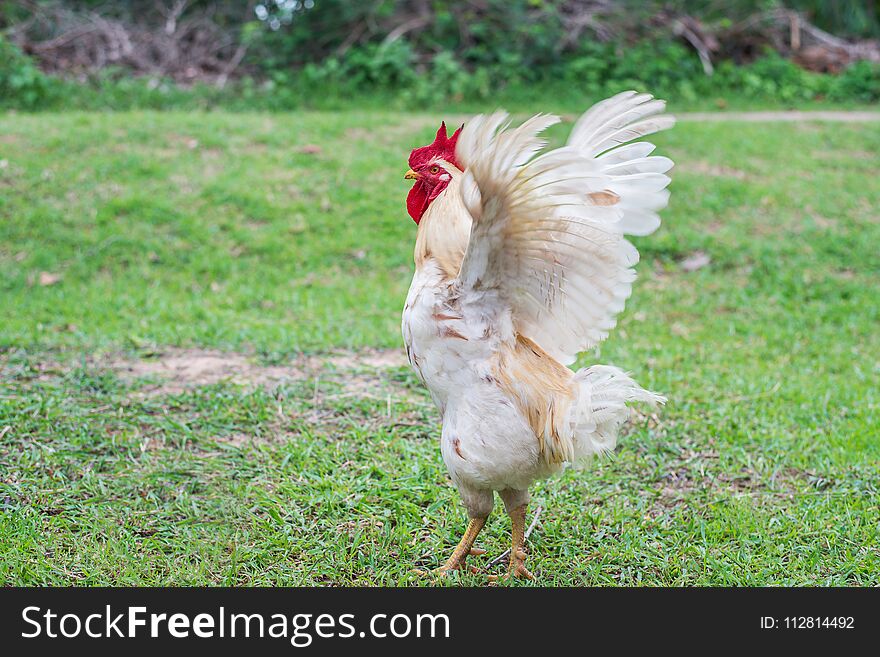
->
[434,516,487,575]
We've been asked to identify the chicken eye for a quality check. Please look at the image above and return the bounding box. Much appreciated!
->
[430,165,440,174]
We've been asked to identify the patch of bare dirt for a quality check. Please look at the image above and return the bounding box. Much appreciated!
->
[116,349,287,393]
[111,347,410,397]
[0,356,66,384]
[322,350,408,370]
[679,250,712,272]
[336,518,386,536]
[811,149,877,161]
[648,451,815,517]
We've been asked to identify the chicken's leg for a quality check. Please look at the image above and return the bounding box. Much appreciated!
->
[435,516,487,575]
[506,503,534,579]
[495,488,535,580]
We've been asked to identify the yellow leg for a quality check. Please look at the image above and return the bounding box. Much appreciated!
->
[436,516,487,574]
[507,503,534,580]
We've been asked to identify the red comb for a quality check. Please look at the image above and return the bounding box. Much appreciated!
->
[408,122,463,170]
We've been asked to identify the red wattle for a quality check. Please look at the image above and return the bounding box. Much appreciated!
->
[407,182,430,223]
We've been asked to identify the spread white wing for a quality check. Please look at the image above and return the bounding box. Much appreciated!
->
[455,91,674,365]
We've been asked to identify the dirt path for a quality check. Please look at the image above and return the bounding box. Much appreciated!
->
[678,110,880,122]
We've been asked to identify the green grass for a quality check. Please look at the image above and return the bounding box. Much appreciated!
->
[1,110,878,585]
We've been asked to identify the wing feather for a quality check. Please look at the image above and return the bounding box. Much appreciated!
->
[454,91,674,365]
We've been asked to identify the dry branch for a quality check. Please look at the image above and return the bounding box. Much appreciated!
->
[9,0,255,84]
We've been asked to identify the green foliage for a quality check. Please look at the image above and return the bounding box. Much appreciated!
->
[232,0,880,108]
[709,54,823,103]
[0,36,55,109]
[250,0,568,73]
[2,0,879,110]
[827,59,880,102]
[2,0,880,111]
[1,34,879,113]
[253,39,879,109]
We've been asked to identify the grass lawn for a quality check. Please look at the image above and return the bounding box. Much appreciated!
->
[0,110,878,585]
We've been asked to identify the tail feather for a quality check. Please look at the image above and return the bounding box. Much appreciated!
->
[568,364,664,463]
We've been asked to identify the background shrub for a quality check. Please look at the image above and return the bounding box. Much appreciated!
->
[1,1,879,110]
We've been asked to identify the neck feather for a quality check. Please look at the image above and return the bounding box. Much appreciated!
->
[413,174,471,279]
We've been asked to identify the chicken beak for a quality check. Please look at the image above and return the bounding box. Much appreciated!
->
[404,169,419,180]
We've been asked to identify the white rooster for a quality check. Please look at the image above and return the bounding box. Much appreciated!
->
[401,91,673,579]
